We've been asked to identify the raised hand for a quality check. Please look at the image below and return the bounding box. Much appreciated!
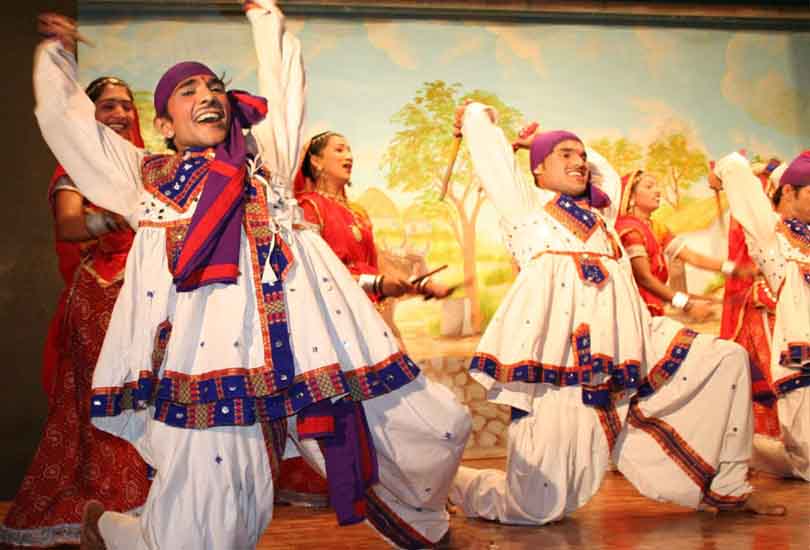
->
[453,100,473,138]
[453,99,496,138]
[37,12,78,54]
[707,167,723,191]
[512,121,540,151]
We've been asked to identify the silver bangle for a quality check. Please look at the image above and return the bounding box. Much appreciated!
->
[85,212,109,237]
[721,260,736,276]
[358,274,377,294]
[671,291,689,311]
[417,277,431,293]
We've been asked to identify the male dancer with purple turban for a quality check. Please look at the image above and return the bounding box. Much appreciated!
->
[712,151,810,480]
[448,102,784,525]
[34,2,470,548]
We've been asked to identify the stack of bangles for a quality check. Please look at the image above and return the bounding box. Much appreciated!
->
[359,274,386,300]
[373,275,385,298]
[416,276,431,294]
[358,273,433,300]
[85,212,119,237]
[720,260,737,276]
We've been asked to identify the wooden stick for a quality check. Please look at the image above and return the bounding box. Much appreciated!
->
[410,264,448,286]
[714,189,726,232]
[75,31,96,48]
[439,137,462,201]
[709,160,725,232]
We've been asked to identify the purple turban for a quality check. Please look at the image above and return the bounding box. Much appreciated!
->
[528,130,610,209]
[780,151,810,189]
[154,61,217,116]
[529,130,582,173]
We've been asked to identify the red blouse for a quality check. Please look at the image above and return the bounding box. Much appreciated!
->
[297,190,379,294]
[615,215,674,316]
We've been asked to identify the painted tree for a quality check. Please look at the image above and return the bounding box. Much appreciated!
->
[588,137,644,177]
[645,132,708,209]
[380,80,523,333]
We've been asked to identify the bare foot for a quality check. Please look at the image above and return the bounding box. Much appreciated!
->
[80,500,107,550]
[742,493,787,516]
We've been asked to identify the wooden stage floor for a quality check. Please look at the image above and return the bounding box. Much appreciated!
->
[2,458,808,550]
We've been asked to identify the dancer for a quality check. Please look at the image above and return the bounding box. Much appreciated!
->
[448,102,783,525]
[713,151,810,480]
[295,130,450,303]
[34,2,469,549]
[276,132,453,507]
[0,74,150,548]
[615,169,751,320]
[720,160,785,443]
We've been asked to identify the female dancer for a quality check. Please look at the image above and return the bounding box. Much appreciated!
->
[0,75,150,547]
[295,131,450,302]
[276,131,452,506]
[615,169,750,320]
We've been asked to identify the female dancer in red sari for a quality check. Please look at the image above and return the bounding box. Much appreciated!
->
[295,131,449,302]
[0,76,150,547]
[615,170,749,320]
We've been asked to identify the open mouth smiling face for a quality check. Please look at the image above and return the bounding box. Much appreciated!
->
[158,74,231,151]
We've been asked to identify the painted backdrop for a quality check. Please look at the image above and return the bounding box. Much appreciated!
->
[77,9,810,454]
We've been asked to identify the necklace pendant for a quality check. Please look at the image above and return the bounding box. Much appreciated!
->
[351,224,363,242]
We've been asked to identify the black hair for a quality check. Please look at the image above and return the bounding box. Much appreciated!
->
[85,76,134,103]
[773,184,787,207]
[302,131,342,180]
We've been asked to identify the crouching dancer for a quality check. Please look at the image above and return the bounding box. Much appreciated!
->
[448,102,783,525]
[713,151,810,481]
[34,2,470,548]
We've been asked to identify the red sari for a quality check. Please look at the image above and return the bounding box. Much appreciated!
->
[721,217,779,437]
[615,215,673,316]
[297,190,379,282]
[0,124,151,547]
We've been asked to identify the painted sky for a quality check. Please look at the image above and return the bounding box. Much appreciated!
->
[77,11,810,217]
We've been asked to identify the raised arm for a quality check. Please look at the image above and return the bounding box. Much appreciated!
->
[587,148,621,223]
[461,102,537,219]
[714,152,780,254]
[714,152,784,291]
[246,0,305,185]
[33,39,144,225]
